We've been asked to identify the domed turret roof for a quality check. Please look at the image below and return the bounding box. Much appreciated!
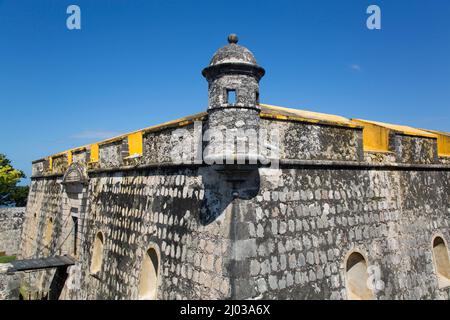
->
[202,34,265,81]
[208,34,258,66]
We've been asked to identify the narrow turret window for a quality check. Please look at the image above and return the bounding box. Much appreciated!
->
[227,89,236,105]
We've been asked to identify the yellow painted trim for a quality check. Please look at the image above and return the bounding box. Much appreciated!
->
[71,146,87,154]
[140,112,207,134]
[49,151,67,158]
[90,144,99,163]
[67,151,73,165]
[48,157,53,171]
[352,119,390,152]
[128,131,143,156]
[353,119,437,139]
[436,135,450,157]
[35,103,449,163]
[35,112,208,162]
[260,104,361,128]
[98,136,125,147]
[353,119,441,154]
[96,113,207,147]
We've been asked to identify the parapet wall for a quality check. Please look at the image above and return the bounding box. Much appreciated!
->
[29,105,450,179]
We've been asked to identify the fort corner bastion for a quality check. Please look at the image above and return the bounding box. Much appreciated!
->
[12,35,450,300]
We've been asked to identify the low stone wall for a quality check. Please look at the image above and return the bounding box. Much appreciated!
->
[0,207,25,300]
[0,207,25,256]
[0,273,21,300]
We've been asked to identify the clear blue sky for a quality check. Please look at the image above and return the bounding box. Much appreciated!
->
[1,0,449,185]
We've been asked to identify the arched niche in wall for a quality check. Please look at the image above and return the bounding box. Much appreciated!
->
[90,231,104,275]
[345,251,374,300]
[138,246,160,300]
[432,236,450,289]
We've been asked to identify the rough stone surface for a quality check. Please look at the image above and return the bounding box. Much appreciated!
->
[0,207,25,300]
[0,207,25,256]
[261,120,363,161]
[12,36,450,300]
[0,273,21,300]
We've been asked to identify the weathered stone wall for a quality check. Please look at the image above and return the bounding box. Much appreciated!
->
[72,149,88,164]
[99,141,126,168]
[18,112,450,300]
[0,208,25,301]
[17,34,450,301]
[18,163,450,300]
[261,119,363,161]
[0,207,25,256]
[144,125,199,165]
[392,135,438,164]
[73,168,233,300]
[52,155,69,175]
[238,168,450,300]
[207,74,260,109]
[0,273,21,300]
[19,167,236,300]
[20,178,64,260]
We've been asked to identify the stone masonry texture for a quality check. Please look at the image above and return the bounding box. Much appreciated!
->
[0,207,25,300]
[3,35,450,300]
[0,207,24,256]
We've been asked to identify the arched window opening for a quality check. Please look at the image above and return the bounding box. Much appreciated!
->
[345,252,374,300]
[432,236,450,289]
[138,247,159,300]
[90,232,104,275]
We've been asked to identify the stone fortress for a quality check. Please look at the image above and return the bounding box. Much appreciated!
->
[6,34,450,300]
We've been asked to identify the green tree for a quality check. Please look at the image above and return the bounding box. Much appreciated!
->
[10,186,30,207]
[0,154,26,206]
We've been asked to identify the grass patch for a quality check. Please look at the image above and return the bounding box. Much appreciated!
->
[0,255,16,263]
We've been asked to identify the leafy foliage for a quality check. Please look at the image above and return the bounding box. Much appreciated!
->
[0,154,27,206]
[10,186,30,207]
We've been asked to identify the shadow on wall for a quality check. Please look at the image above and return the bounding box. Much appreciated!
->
[198,166,261,225]
[48,266,69,300]
[31,164,262,299]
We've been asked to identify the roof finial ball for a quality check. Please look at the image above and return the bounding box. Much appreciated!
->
[228,33,239,44]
